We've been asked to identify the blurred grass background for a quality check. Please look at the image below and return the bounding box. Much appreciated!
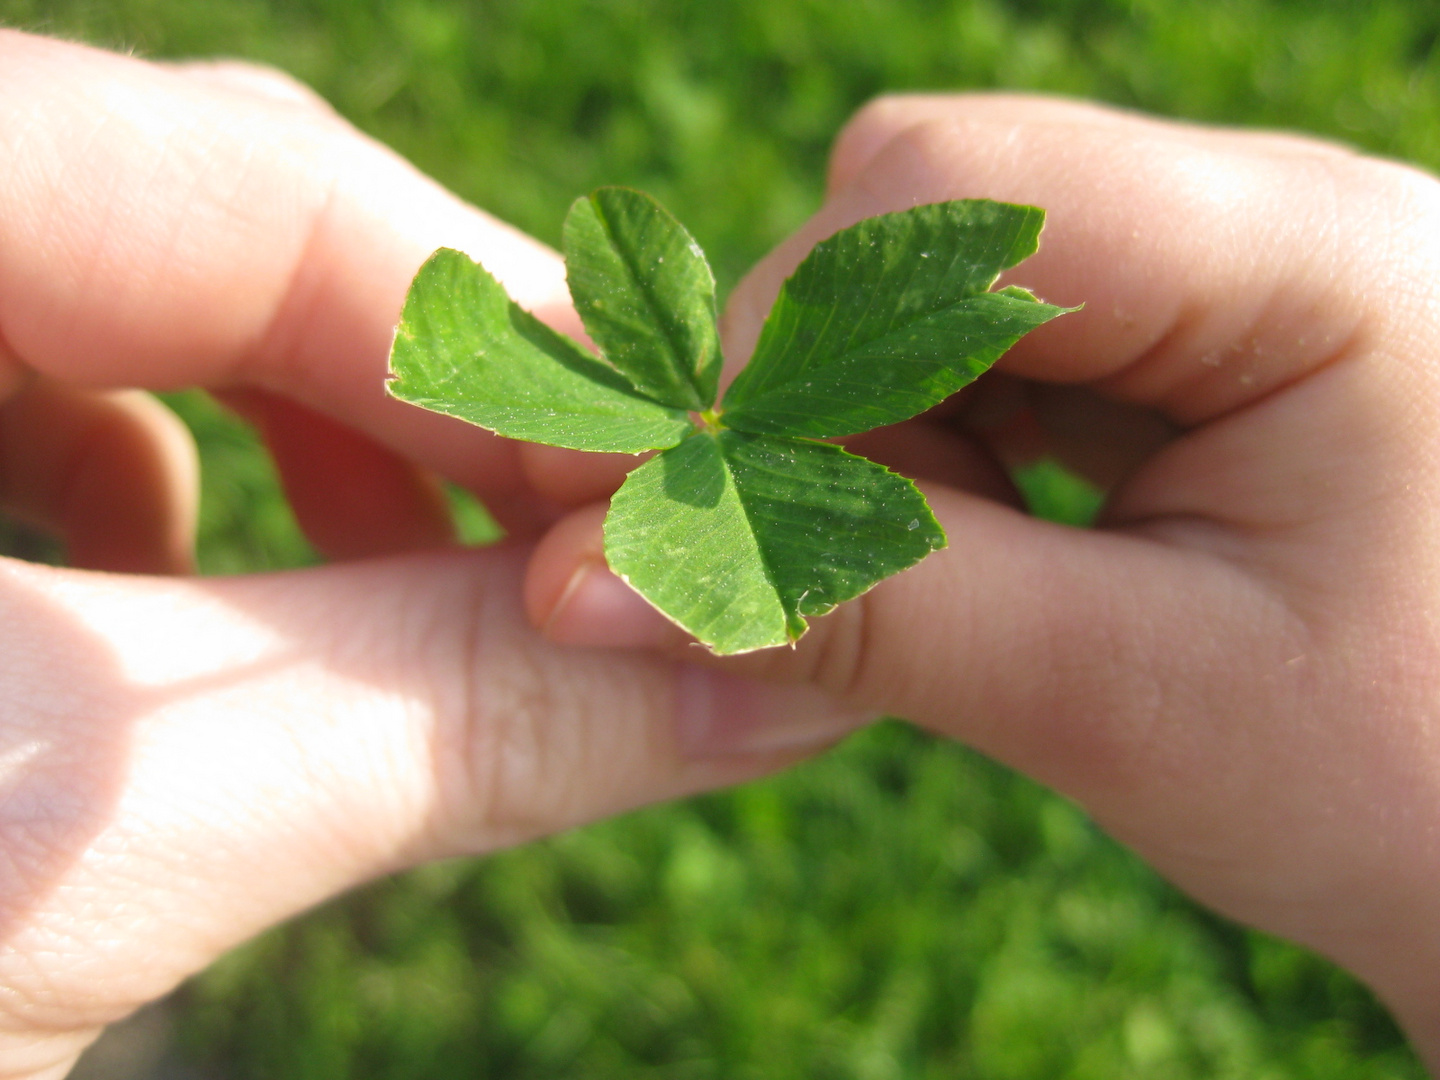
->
[2,0,1437,1076]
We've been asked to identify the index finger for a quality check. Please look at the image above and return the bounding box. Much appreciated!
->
[0,31,573,501]
[722,92,1440,427]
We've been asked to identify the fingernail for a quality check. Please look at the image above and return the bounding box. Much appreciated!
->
[676,666,876,758]
[544,559,680,647]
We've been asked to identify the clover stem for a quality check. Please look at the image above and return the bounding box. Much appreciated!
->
[693,407,726,434]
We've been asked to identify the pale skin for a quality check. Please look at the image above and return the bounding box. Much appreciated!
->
[0,27,1438,1080]
[529,95,1440,1064]
[0,31,854,1079]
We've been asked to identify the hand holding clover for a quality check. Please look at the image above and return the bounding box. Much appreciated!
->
[388,188,1070,652]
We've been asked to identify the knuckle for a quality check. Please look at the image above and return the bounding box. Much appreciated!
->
[835,94,917,144]
[844,115,989,208]
[1324,154,1440,322]
[177,59,337,116]
[1385,165,1440,269]
[829,94,952,192]
[839,93,923,140]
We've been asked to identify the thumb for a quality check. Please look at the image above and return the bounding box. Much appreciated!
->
[0,548,861,1075]
[525,489,1297,814]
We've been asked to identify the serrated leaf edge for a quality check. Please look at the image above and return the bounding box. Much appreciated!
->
[602,432,950,656]
[564,188,721,411]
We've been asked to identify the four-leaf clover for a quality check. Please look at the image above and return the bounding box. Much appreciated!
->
[388,188,1071,654]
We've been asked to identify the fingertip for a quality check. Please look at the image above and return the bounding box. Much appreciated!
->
[168,58,339,116]
[116,390,201,574]
[827,93,938,196]
[525,503,686,648]
[546,561,683,648]
[523,503,608,629]
[842,421,1025,506]
[827,92,1064,197]
[0,382,199,575]
[518,442,643,506]
[72,390,201,575]
[219,389,456,561]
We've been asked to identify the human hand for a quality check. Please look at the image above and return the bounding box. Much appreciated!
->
[0,31,857,1079]
[526,94,1440,1065]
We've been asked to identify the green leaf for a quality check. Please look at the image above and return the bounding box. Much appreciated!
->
[388,192,1072,655]
[563,187,723,411]
[721,200,1073,438]
[388,248,692,453]
[604,430,945,655]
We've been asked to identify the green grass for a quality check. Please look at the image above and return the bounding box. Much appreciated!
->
[1013,460,1105,528]
[178,723,1419,1079]
[3,0,1438,1075]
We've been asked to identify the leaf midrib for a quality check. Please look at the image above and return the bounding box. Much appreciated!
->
[594,198,706,410]
[726,292,999,422]
[710,431,808,640]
